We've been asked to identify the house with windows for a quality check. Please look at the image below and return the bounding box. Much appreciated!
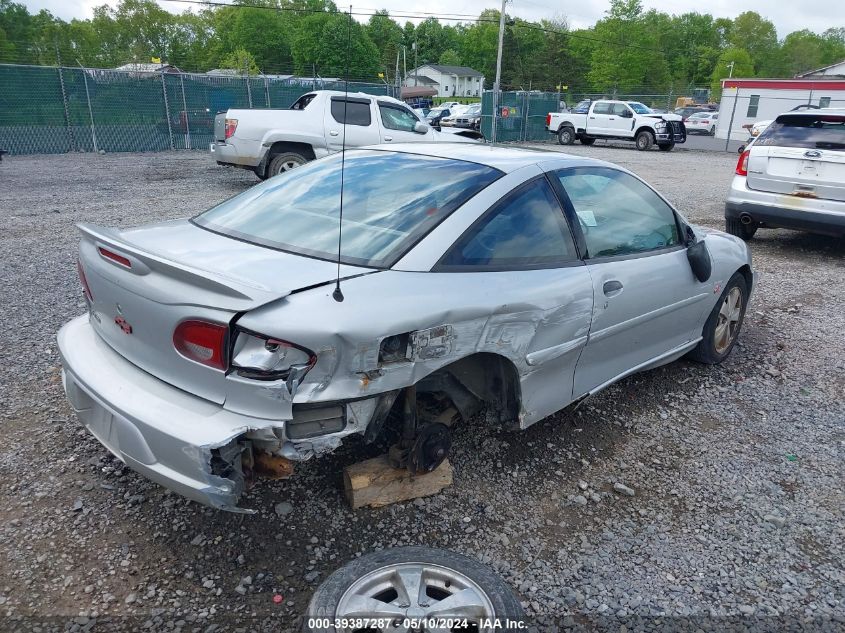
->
[403,64,485,98]
[715,77,845,140]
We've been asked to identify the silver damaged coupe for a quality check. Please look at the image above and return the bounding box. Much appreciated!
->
[58,144,755,511]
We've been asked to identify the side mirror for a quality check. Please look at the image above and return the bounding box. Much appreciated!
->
[686,239,712,283]
[621,109,633,118]
[414,121,430,134]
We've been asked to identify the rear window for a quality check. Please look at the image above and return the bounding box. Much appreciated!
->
[756,115,845,150]
[193,151,502,267]
[331,98,372,126]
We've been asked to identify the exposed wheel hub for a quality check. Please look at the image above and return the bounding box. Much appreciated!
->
[410,423,451,474]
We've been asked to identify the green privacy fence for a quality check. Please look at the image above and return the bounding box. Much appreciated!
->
[480,91,560,142]
[0,64,395,155]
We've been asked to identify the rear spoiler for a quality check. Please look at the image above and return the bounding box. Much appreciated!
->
[77,223,284,310]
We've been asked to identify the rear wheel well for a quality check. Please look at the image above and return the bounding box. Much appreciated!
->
[262,141,315,175]
[415,353,522,428]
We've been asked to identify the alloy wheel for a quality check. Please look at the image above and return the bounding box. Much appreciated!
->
[335,562,495,632]
[714,287,743,354]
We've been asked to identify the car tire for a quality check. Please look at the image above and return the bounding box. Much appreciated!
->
[304,546,525,632]
[557,126,575,145]
[725,217,757,241]
[268,151,308,177]
[709,126,716,136]
[687,272,748,365]
[635,130,654,151]
[657,143,675,152]
[580,137,596,145]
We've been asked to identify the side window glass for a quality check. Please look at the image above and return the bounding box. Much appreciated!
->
[379,105,418,132]
[592,102,612,115]
[330,99,372,126]
[439,178,577,269]
[611,103,629,116]
[556,168,680,258]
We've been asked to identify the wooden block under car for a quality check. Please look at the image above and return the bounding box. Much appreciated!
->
[343,456,453,510]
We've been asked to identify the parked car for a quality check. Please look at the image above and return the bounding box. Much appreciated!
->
[211,91,480,179]
[674,106,712,121]
[726,108,845,239]
[59,144,754,512]
[453,103,482,130]
[547,100,686,151]
[425,106,452,126]
[686,111,719,135]
[571,99,592,114]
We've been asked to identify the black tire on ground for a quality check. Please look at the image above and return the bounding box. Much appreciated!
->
[267,151,308,177]
[557,126,575,145]
[687,272,748,365]
[710,126,716,136]
[253,166,269,181]
[658,143,675,152]
[635,130,654,151]
[304,546,525,632]
[725,217,757,241]
[580,137,596,145]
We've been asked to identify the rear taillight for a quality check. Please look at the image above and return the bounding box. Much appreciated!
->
[736,149,750,176]
[77,260,93,301]
[224,118,238,139]
[545,113,551,127]
[173,320,228,370]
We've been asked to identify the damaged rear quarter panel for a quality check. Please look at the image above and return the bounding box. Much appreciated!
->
[234,266,594,427]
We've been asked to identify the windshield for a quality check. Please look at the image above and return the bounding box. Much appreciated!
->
[755,115,845,150]
[427,109,445,118]
[627,102,652,114]
[465,105,481,115]
[194,151,503,267]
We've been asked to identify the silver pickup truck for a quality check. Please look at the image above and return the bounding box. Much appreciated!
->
[211,90,481,179]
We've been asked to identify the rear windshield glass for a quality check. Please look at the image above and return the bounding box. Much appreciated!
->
[194,151,502,267]
[756,115,845,150]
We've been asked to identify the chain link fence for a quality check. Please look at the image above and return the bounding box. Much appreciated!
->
[480,91,560,142]
[0,63,395,155]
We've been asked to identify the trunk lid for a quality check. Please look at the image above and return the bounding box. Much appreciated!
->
[78,220,371,403]
[747,146,845,202]
[746,112,845,202]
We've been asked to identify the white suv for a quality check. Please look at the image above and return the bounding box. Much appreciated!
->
[725,108,845,239]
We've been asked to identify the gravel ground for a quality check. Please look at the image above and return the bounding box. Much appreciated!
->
[0,148,843,632]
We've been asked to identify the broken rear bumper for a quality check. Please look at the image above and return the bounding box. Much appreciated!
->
[57,314,284,511]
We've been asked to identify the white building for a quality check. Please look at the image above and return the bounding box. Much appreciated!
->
[796,59,845,78]
[404,64,485,98]
[715,77,845,140]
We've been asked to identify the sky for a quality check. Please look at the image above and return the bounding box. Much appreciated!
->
[18,0,842,37]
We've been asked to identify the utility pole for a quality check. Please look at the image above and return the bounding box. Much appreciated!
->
[491,0,507,144]
[727,61,735,78]
[413,41,418,86]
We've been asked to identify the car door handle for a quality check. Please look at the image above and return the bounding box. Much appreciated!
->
[384,136,393,141]
[603,280,623,296]
[608,117,615,120]
[329,130,339,137]
[589,116,596,119]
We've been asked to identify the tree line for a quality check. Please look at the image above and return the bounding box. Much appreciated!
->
[1,0,843,96]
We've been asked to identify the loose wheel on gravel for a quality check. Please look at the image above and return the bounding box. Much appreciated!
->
[725,217,757,241]
[304,546,525,632]
[687,272,748,364]
[580,137,596,145]
[658,142,675,152]
[635,130,654,151]
[268,151,308,178]
[557,126,575,145]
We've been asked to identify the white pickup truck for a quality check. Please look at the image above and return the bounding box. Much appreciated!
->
[211,90,481,179]
[546,100,686,151]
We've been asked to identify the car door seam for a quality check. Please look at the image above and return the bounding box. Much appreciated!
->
[588,292,710,343]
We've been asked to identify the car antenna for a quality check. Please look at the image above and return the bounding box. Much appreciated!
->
[332,5,354,303]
